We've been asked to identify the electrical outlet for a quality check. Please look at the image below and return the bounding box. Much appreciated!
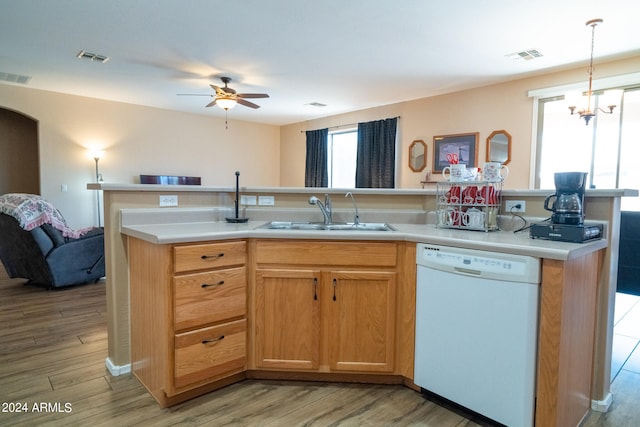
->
[240,195,257,205]
[159,195,178,207]
[505,200,526,213]
[258,195,275,206]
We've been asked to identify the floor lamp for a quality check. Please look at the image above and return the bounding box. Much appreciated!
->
[89,150,104,227]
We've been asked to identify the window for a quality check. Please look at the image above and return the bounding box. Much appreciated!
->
[618,89,640,210]
[327,129,357,188]
[305,118,397,189]
[536,86,640,210]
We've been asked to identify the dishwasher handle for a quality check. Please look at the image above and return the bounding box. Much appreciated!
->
[453,266,482,276]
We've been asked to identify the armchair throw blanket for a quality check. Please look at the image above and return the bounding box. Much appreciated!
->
[0,193,92,238]
[0,193,105,288]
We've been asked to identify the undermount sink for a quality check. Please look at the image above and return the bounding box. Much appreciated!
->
[259,221,395,232]
[324,222,396,231]
[262,221,326,230]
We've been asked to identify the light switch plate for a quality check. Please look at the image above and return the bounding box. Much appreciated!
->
[258,195,275,206]
[240,195,257,205]
[159,195,178,207]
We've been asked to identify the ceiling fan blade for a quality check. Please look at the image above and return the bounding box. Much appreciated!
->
[210,84,228,96]
[205,99,218,108]
[238,93,269,99]
[237,98,260,109]
[177,93,213,96]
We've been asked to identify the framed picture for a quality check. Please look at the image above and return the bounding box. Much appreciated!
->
[432,132,479,173]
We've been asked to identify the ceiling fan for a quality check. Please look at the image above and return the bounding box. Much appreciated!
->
[178,76,269,110]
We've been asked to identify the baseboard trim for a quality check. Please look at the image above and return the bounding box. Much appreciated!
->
[105,357,131,376]
[591,392,613,412]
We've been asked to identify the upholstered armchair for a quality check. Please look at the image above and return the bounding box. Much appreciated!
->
[0,194,105,288]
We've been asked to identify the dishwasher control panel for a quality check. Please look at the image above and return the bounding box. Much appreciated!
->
[417,244,540,283]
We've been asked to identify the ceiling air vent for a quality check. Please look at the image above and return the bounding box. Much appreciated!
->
[0,72,32,85]
[76,50,110,63]
[505,49,543,61]
[306,102,327,107]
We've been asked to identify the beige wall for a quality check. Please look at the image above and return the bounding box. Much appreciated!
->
[0,84,281,228]
[281,55,640,190]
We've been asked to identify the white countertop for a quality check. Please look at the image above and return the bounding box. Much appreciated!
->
[121,220,607,261]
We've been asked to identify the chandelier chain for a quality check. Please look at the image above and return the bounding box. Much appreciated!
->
[585,20,599,112]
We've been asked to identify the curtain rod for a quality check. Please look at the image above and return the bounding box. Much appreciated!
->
[300,116,400,133]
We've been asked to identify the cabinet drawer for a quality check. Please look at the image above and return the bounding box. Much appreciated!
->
[174,319,246,390]
[256,241,397,267]
[174,241,246,273]
[174,267,247,331]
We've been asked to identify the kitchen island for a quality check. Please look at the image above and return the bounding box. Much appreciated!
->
[122,211,603,426]
[92,183,634,426]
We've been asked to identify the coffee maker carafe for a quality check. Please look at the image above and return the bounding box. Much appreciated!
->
[544,172,588,225]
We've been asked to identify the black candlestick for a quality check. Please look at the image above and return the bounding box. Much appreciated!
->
[226,171,249,223]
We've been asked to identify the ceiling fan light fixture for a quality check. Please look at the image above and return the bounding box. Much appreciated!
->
[216,96,237,110]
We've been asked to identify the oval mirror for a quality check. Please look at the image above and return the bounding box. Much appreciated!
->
[486,130,511,165]
[408,139,427,172]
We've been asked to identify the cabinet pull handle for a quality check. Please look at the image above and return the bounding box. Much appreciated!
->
[201,280,224,288]
[332,278,337,301]
[201,253,225,260]
[313,277,318,300]
[202,335,225,345]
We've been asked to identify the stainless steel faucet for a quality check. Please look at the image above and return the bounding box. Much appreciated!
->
[309,194,332,224]
[345,192,360,225]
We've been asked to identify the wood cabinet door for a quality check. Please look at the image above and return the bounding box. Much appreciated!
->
[254,268,320,370]
[327,270,396,373]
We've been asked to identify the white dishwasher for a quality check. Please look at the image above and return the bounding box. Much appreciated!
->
[414,243,540,427]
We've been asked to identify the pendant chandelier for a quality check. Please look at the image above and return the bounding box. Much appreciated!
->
[566,19,622,125]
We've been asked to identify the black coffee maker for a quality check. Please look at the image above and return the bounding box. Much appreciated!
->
[531,171,602,242]
[543,172,588,225]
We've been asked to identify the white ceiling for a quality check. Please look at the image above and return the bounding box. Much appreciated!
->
[1,0,639,126]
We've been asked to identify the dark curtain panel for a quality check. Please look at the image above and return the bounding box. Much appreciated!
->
[305,128,328,187]
[355,117,397,188]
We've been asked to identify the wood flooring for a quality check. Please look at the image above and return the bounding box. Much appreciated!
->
[0,265,638,426]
